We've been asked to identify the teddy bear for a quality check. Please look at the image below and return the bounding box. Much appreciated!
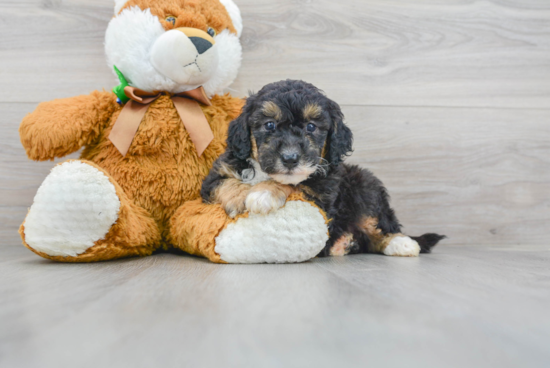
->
[19,0,330,264]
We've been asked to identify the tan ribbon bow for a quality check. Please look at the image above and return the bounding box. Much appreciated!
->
[109,86,213,157]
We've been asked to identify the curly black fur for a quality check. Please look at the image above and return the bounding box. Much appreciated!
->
[201,80,445,256]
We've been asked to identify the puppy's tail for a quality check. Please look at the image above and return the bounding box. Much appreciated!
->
[410,233,446,254]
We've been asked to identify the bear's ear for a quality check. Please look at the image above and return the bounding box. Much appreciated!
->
[219,0,243,37]
[325,99,353,166]
[114,0,129,15]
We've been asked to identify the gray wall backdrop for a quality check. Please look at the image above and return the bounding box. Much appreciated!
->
[1,0,549,248]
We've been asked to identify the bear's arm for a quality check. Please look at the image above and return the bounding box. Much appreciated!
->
[19,90,119,161]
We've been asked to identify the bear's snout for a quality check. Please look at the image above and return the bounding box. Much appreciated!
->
[150,27,219,86]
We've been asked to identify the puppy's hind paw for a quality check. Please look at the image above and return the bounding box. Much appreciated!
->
[245,189,286,215]
[383,236,421,257]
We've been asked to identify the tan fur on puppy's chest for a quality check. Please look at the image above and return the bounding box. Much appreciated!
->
[81,93,244,234]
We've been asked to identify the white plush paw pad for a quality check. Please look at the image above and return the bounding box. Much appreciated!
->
[245,190,285,215]
[383,236,421,257]
[24,161,120,257]
[215,201,329,264]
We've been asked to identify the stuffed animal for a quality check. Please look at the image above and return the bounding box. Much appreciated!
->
[19,0,330,264]
[170,192,330,263]
[18,0,253,262]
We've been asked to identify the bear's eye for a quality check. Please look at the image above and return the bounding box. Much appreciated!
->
[306,123,317,132]
[165,16,176,26]
[265,121,276,131]
[207,27,216,37]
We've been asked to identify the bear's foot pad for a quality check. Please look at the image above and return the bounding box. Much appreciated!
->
[24,161,120,257]
[215,201,329,264]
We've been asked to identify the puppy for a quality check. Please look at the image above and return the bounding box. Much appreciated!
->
[201,80,445,257]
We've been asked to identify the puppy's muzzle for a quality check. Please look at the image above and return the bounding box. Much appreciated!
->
[281,153,300,169]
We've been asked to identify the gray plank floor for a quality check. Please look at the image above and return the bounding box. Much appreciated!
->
[2,241,550,368]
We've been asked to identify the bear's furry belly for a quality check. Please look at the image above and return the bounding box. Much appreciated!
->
[80,95,234,235]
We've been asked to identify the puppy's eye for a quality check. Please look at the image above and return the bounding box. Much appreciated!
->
[165,16,177,26]
[306,123,317,132]
[265,121,276,131]
[207,27,216,37]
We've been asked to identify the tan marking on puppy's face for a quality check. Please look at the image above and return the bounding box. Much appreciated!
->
[320,142,327,161]
[303,103,322,121]
[261,101,282,121]
[248,92,331,185]
[213,178,250,218]
[251,135,259,160]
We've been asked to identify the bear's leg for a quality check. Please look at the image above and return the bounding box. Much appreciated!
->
[20,160,161,262]
[169,194,330,264]
[169,200,229,263]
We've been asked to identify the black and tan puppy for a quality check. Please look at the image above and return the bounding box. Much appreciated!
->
[201,80,445,257]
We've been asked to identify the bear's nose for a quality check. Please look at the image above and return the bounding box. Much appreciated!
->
[189,37,213,54]
[281,153,299,168]
[174,27,216,54]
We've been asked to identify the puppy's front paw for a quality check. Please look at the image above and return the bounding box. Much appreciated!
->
[223,199,247,218]
[245,189,287,215]
[383,236,420,257]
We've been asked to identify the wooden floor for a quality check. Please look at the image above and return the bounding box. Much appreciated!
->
[2,242,550,368]
[1,0,550,366]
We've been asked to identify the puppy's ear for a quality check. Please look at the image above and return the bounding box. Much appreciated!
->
[227,113,250,160]
[227,94,258,160]
[326,100,353,166]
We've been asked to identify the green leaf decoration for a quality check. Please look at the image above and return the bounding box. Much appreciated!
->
[112,65,130,103]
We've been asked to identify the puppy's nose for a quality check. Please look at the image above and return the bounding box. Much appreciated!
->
[189,37,213,54]
[281,153,299,168]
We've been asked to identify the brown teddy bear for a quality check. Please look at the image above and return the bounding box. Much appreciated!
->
[18,0,250,262]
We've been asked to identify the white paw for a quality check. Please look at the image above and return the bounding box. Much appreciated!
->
[24,161,121,257]
[245,190,285,215]
[383,236,420,257]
